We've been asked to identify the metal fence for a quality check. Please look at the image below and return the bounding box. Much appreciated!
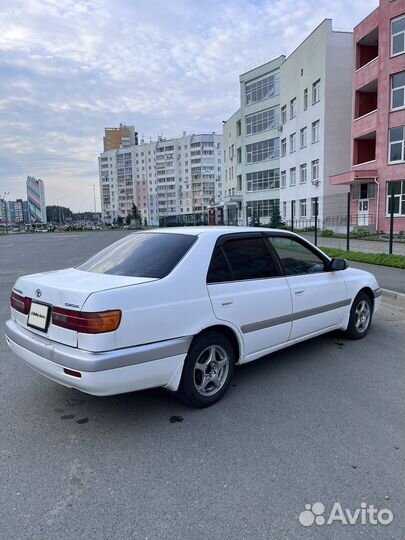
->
[154,193,403,256]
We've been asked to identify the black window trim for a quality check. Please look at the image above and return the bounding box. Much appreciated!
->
[206,231,332,284]
[265,232,331,276]
[206,232,284,284]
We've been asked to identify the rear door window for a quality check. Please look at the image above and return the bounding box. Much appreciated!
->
[207,236,280,283]
[77,233,197,278]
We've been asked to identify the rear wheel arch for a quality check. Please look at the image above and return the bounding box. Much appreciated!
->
[190,324,242,364]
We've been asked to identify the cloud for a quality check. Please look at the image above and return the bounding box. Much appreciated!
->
[0,0,378,210]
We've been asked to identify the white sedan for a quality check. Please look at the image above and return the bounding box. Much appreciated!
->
[5,227,381,408]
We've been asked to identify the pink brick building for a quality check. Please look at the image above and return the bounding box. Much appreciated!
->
[330,0,405,232]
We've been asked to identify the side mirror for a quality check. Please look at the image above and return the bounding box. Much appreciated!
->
[328,258,348,271]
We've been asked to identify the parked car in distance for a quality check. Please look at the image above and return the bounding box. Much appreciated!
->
[5,227,382,407]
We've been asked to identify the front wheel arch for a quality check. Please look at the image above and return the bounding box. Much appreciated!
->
[343,289,374,339]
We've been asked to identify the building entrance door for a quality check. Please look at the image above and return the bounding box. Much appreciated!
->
[358,199,369,226]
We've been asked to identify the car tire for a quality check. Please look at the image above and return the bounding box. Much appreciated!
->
[176,331,235,408]
[343,291,373,340]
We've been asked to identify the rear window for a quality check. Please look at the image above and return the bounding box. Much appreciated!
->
[77,233,197,278]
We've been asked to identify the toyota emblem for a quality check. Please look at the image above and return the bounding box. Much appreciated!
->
[35,289,42,298]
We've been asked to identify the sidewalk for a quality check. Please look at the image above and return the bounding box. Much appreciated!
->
[301,233,405,256]
[348,261,404,294]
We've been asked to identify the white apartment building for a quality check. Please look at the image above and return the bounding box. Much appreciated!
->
[99,141,155,225]
[98,132,223,226]
[223,56,285,225]
[279,19,353,228]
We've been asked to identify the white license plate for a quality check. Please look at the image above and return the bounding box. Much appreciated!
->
[27,302,50,331]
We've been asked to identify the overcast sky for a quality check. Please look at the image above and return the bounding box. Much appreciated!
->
[0,0,378,211]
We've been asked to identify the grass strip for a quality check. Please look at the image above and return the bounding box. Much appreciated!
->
[321,247,405,269]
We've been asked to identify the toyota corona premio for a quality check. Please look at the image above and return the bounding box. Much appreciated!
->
[5,227,382,408]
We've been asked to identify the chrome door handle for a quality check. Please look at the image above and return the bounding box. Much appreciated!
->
[294,289,305,296]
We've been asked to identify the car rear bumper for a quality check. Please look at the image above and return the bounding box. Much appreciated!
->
[5,319,190,395]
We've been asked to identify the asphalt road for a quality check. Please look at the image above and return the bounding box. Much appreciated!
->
[0,232,404,540]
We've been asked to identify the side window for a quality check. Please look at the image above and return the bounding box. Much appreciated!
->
[225,236,280,281]
[207,237,280,283]
[269,236,326,275]
[207,247,233,283]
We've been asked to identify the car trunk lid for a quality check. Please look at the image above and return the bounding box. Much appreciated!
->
[12,268,157,347]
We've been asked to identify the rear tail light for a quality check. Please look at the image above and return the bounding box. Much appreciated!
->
[11,292,31,315]
[52,307,121,334]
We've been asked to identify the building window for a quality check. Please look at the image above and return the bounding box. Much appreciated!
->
[300,199,307,217]
[387,180,405,216]
[245,138,280,163]
[283,201,287,217]
[392,72,405,110]
[236,120,242,136]
[281,138,287,157]
[246,169,280,191]
[281,105,287,124]
[245,70,280,105]
[246,199,280,219]
[389,126,405,163]
[245,106,280,135]
[300,127,307,148]
[311,159,320,182]
[300,163,307,184]
[303,88,308,110]
[290,167,296,186]
[290,98,297,119]
[281,170,286,188]
[311,120,320,143]
[312,79,321,104]
[290,133,296,153]
[391,15,405,56]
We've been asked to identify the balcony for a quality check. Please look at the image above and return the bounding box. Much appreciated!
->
[356,27,378,70]
[355,79,378,119]
[353,131,376,167]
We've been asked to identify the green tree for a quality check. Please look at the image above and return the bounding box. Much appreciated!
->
[270,206,285,228]
[125,214,131,226]
[117,216,123,226]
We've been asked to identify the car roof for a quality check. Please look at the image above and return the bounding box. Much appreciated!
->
[139,226,286,237]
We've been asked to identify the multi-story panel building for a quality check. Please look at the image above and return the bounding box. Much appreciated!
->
[223,56,285,225]
[26,176,46,224]
[103,124,137,151]
[98,131,223,226]
[279,19,353,228]
[7,199,29,224]
[330,0,405,232]
[99,146,145,224]
[0,198,9,226]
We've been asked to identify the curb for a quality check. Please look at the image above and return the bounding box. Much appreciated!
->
[382,288,405,306]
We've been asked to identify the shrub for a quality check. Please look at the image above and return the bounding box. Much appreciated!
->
[321,229,334,237]
[350,227,369,238]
